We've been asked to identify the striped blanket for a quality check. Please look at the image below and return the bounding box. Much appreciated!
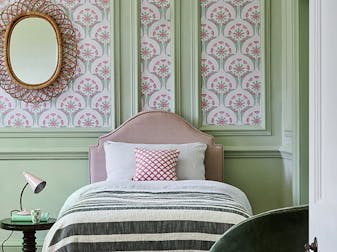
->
[43,180,251,251]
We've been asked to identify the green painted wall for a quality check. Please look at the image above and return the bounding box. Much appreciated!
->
[299,0,309,204]
[0,0,308,249]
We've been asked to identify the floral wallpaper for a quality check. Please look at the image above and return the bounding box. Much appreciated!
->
[0,0,111,128]
[140,0,173,111]
[201,0,263,126]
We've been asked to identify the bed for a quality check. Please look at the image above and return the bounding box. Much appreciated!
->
[42,111,252,251]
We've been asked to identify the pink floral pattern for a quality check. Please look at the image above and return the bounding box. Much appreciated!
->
[75,111,101,128]
[0,1,111,128]
[40,111,67,128]
[201,0,262,126]
[0,95,13,114]
[5,110,32,128]
[151,93,172,111]
[141,0,173,111]
[209,109,235,125]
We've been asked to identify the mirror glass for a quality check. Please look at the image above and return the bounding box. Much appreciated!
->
[9,16,59,85]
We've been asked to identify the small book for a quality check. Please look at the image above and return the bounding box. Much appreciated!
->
[11,212,49,222]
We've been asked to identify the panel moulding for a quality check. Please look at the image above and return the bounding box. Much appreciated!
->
[0,149,282,160]
[199,0,270,134]
[167,0,272,137]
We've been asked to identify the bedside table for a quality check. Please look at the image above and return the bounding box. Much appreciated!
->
[0,218,56,252]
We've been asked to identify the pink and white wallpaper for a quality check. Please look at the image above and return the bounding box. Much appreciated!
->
[0,0,263,128]
[140,0,173,112]
[0,0,111,128]
[201,0,262,126]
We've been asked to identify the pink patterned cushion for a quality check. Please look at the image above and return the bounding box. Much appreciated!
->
[133,148,180,181]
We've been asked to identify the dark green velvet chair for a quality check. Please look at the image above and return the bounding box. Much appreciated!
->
[210,205,308,252]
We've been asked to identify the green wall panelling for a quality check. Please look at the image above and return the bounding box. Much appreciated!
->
[223,156,293,214]
[0,0,309,249]
[299,0,309,204]
[199,0,270,133]
[135,0,291,214]
[175,0,282,148]
[172,0,308,213]
[111,0,120,128]
[279,0,309,205]
[116,0,140,123]
[172,0,181,115]
[173,0,201,125]
[0,135,102,162]
[284,0,301,206]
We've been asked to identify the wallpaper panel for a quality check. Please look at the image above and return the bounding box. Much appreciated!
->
[201,0,263,126]
[140,0,173,111]
[0,0,111,128]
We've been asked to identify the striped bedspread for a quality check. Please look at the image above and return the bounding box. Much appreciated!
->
[43,180,252,251]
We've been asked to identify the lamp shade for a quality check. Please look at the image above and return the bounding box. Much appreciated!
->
[22,171,46,194]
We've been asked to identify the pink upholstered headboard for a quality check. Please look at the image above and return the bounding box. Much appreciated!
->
[89,111,224,183]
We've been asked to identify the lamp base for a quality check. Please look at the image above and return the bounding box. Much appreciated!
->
[16,210,31,216]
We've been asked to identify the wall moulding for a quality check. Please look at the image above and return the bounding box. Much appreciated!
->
[309,0,322,203]
[224,150,282,159]
[201,126,271,136]
[170,0,272,136]
[0,152,87,160]
[170,0,201,126]
[199,0,271,135]
[0,148,282,160]
[0,129,111,138]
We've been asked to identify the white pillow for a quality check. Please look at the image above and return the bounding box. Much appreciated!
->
[103,141,207,181]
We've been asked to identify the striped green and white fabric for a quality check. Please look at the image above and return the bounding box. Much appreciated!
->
[43,180,251,251]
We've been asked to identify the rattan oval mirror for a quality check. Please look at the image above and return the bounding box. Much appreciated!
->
[0,0,77,103]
